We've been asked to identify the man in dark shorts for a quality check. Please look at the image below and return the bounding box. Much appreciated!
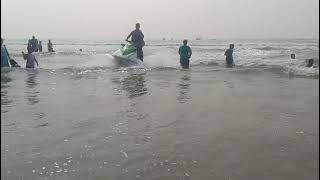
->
[225,44,234,67]
[178,40,192,69]
[30,36,39,52]
[47,40,54,52]
[38,41,43,52]
[126,23,145,61]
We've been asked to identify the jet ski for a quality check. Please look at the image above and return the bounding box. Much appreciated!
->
[112,41,143,66]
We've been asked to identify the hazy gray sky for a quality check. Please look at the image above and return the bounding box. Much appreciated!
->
[1,0,319,39]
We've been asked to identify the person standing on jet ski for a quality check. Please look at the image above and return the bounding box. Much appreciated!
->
[126,23,145,61]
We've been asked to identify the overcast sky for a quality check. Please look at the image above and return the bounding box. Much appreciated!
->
[1,0,319,40]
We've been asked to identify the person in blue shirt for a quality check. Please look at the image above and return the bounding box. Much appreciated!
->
[1,38,20,67]
[1,38,10,67]
[178,40,192,69]
[126,23,145,61]
[224,44,234,67]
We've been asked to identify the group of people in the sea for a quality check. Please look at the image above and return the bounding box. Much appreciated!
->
[1,36,55,68]
[27,36,55,53]
[0,23,315,69]
[177,40,234,69]
[125,23,234,69]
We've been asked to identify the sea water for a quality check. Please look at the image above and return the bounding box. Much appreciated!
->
[1,38,319,180]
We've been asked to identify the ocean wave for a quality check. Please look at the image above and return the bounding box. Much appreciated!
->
[236,63,319,78]
[254,46,318,51]
[254,46,280,51]
[59,66,112,74]
[197,48,225,52]
[3,39,318,79]
[3,59,316,79]
[150,67,179,71]
[189,59,319,78]
[146,44,221,47]
[8,51,104,58]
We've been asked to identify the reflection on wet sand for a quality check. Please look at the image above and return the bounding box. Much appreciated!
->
[112,72,148,99]
[1,72,13,113]
[177,73,192,103]
[111,72,149,121]
[25,70,40,105]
